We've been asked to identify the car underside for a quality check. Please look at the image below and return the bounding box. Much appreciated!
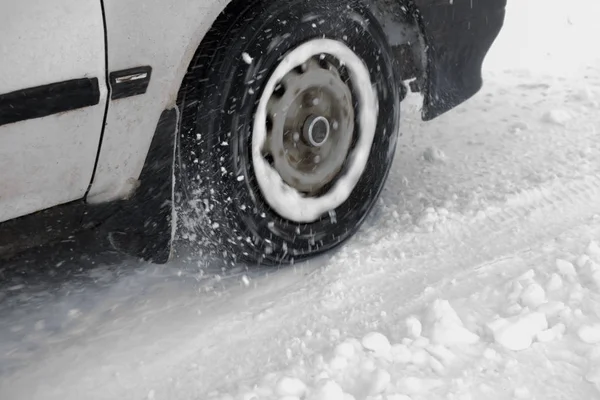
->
[0,0,506,265]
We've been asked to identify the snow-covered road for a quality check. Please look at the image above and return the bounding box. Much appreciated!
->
[2,1,600,399]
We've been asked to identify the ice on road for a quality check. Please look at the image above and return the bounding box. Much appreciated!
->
[2,0,600,399]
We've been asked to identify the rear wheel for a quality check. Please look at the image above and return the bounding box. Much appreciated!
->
[178,0,401,265]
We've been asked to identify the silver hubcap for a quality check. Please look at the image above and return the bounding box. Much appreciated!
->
[264,57,355,195]
[252,39,378,223]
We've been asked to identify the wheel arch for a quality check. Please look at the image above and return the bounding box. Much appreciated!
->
[168,0,428,108]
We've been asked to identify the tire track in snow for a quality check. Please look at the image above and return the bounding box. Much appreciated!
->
[320,174,600,316]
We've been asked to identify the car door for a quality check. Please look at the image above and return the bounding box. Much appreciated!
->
[0,0,108,223]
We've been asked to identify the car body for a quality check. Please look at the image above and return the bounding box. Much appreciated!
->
[0,0,506,263]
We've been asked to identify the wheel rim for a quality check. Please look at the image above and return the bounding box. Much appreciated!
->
[266,57,355,195]
[252,39,378,223]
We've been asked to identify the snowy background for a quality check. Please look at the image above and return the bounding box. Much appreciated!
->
[2,0,600,399]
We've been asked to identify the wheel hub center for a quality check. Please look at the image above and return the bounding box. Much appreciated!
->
[262,54,355,195]
[303,115,330,147]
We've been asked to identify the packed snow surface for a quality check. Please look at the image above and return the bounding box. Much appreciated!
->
[1,0,600,399]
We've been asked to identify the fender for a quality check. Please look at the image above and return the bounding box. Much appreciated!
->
[369,0,506,120]
[414,0,507,120]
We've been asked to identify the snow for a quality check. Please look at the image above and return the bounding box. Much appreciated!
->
[422,146,446,164]
[335,341,356,359]
[252,38,378,223]
[242,52,253,65]
[361,331,392,356]
[275,376,307,397]
[211,235,600,397]
[519,282,546,308]
[405,316,422,338]
[578,324,600,344]
[543,109,573,126]
[2,0,600,399]
[488,312,548,351]
[556,258,577,278]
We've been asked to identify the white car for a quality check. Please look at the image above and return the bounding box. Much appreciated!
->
[0,0,506,265]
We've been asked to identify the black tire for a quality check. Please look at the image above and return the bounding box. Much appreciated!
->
[177,0,401,266]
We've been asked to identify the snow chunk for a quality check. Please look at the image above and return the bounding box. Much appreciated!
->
[556,259,577,277]
[242,52,253,64]
[406,316,423,338]
[361,332,391,356]
[518,269,536,282]
[508,280,524,302]
[426,300,479,346]
[416,209,439,230]
[423,146,447,163]
[535,329,555,344]
[587,241,600,259]
[569,87,596,104]
[520,283,546,308]
[569,283,584,304]
[412,337,429,348]
[387,395,413,400]
[509,121,530,134]
[396,377,442,396]
[586,365,600,387]
[329,356,348,371]
[391,343,412,364]
[275,377,307,397]
[426,343,457,366]
[576,254,591,268]
[430,324,479,347]
[489,312,548,351]
[241,275,250,287]
[396,377,424,395]
[537,301,566,318]
[483,347,500,361]
[578,324,600,344]
[429,356,445,375]
[411,349,431,367]
[585,260,600,276]
[363,368,391,396]
[307,380,345,400]
[592,270,600,288]
[542,109,572,125]
[536,323,566,343]
[514,387,531,399]
[334,341,356,359]
[546,273,564,291]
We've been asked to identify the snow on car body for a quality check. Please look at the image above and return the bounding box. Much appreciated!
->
[0,0,506,264]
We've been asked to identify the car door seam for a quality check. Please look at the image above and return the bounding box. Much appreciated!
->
[84,0,112,200]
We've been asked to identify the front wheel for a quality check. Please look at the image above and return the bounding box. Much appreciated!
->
[178,0,401,265]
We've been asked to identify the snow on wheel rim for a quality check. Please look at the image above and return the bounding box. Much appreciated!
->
[252,39,379,223]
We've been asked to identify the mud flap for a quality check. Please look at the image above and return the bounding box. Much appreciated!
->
[105,107,179,263]
[417,1,506,121]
